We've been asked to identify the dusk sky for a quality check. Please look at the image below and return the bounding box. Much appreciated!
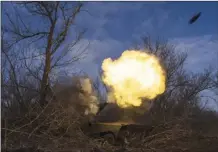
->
[2,2,218,109]
[74,1,218,79]
[3,1,218,77]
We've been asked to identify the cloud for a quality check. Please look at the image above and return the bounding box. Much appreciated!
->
[52,2,171,79]
[50,36,127,80]
[170,35,218,73]
[72,34,218,88]
[70,38,127,79]
[75,2,145,40]
[132,4,170,40]
[170,35,218,111]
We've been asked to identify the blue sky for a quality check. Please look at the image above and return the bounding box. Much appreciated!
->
[81,2,218,40]
[71,1,218,78]
[2,2,218,109]
[75,1,218,110]
[2,1,218,77]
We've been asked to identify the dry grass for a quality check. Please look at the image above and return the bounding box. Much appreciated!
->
[1,82,117,152]
[2,102,218,152]
[121,118,218,152]
[2,101,115,152]
[2,82,218,152]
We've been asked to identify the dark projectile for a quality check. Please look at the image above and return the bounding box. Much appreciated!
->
[189,12,201,24]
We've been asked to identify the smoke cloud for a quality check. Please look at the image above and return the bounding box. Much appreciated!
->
[79,78,99,115]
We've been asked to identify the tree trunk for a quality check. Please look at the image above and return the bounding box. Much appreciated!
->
[39,24,55,106]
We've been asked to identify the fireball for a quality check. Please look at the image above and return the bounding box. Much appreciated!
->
[101,50,166,108]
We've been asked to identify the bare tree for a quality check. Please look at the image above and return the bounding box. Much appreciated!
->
[212,71,218,93]
[1,31,41,116]
[132,35,214,121]
[2,2,87,106]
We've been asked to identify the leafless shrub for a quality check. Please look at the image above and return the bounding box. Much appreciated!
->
[116,117,218,152]
[1,76,119,152]
[130,35,215,123]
